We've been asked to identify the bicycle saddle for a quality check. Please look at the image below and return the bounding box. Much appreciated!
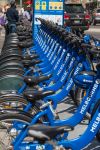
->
[18,35,32,41]
[18,32,31,37]
[18,41,33,48]
[22,59,42,68]
[22,54,39,60]
[74,71,96,89]
[23,90,55,102]
[24,74,52,86]
[28,124,73,141]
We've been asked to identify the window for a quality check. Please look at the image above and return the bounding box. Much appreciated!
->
[97,9,100,13]
[64,4,85,13]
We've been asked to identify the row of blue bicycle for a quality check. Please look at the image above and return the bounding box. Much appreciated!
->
[0,18,99,150]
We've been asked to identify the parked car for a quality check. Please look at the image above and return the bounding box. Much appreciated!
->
[64,3,90,31]
[92,8,100,25]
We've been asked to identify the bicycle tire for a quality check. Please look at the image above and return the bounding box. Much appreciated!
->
[0,94,28,105]
[0,95,41,115]
[0,95,48,124]
[0,112,32,123]
[0,113,32,150]
[69,86,85,106]
[75,88,86,106]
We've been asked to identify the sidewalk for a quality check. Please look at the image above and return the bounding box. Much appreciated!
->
[57,98,100,150]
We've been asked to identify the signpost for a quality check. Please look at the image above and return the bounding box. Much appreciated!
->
[33,0,64,37]
[20,0,22,7]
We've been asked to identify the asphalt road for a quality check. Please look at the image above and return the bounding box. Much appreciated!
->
[85,25,100,40]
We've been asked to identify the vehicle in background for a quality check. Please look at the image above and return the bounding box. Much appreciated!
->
[92,8,100,25]
[87,9,94,25]
[64,3,90,32]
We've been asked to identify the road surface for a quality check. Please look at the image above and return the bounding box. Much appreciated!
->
[85,25,100,40]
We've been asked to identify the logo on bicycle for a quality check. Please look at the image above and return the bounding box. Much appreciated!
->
[90,113,100,133]
[96,79,100,84]
[80,82,98,114]
[36,145,45,150]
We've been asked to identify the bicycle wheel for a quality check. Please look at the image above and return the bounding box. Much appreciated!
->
[74,88,86,106]
[0,112,32,150]
[0,94,27,109]
[0,94,41,116]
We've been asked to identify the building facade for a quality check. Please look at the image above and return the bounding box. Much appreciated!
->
[0,0,99,8]
[0,0,8,6]
[0,0,21,6]
[65,0,99,8]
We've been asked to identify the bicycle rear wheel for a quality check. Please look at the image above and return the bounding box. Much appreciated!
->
[0,94,27,109]
[0,112,32,150]
[0,94,41,116]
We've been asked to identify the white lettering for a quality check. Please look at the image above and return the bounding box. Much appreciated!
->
[90,113,100,133]
[80,82,98,114]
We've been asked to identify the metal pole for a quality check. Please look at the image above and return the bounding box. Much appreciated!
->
[20,0,22,7]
